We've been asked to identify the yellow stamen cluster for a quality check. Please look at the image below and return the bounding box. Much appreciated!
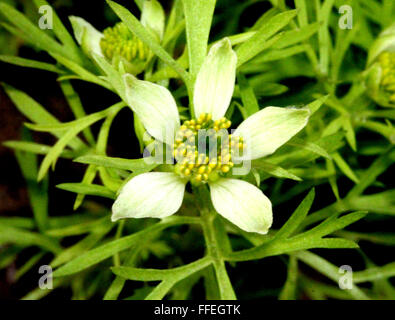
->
[100,22,150,63]
[173,113,244,184]
[378,51,395,103]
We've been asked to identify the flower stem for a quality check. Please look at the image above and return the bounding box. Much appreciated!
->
[195,186,236,300]
[113,220,125,267]
[187,80,195,119]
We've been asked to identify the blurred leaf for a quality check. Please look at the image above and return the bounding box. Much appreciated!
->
[332,152,359,183]
[237,72,259,116]
[253,159,303,181]
[50,52,112,90]
[2,83,86,150]
[15,130,49,232]
[47,217,111,237]
[75,154,158,172]
[51,223,113,268]
[236,10,298,66]
[0,55,65,73]
[0,225,61,253]
[295,251,369,300]
[3,141,74,158]
[182,0,215,77]
[60,81,95,145]
[272,23,320,49]
[57,183,116,199]
[53,216,200,277]
[354,262,395,283]
[0,2,80,63]
[29,102,125,181]
[275,188,315,239]
[73,165,97,210]
[112,257,211,281]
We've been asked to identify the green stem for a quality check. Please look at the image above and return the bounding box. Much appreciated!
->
[195,186,236,300]
[113,220,125,267]
[342,79,367,106]
[187,77,195,119]
[105,246,141,300]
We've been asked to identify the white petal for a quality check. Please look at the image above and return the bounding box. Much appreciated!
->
[141,0,165,41]
[69,16,103,57]
[209,178,272,234]
[234,107,310,160]
[112,172,186,221]
[193,38,237,120]
[124,74,180,145]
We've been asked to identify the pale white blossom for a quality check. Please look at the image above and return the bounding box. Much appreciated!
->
[112,38,310,234]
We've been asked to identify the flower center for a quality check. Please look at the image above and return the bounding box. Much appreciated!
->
[100,22,149,63]
[173,113,244,184]
[378,51,395,102]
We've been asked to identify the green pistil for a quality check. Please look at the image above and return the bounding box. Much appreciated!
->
[100,22,149,63]
[173,113,244,185]
[378,51,395,103]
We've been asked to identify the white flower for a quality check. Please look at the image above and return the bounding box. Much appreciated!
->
[112,38,310,234]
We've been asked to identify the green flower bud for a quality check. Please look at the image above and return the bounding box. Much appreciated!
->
[100,22,150,75]
[368,23,395,66]
[365,23,395,107]
[70,16,151,75]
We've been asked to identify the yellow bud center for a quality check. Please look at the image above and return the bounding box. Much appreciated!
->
[378,51,395,103]
[100,22,150,63]
[173,113,244,184]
